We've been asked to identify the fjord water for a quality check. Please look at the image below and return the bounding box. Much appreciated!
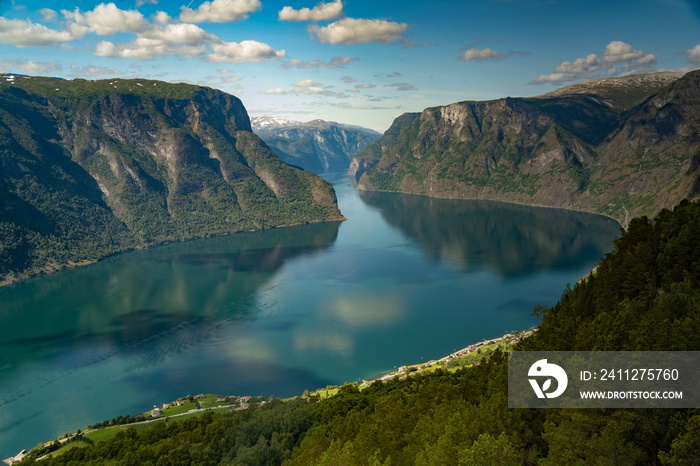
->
[0,172,620,457]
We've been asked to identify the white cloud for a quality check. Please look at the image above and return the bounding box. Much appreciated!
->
[0,17,78,46]
[459,47,529,62]
[152,11,173,25]
[355,82,375,89]
[459,47,505,62]
[94,38,207,60]
[532,41,657,84]
[290,86,345,97]
[278,0,343,22]
[179,0,262,23]
[686,44,700,64]
[62,3,150,36]
[208,40,286,63]
[293,79,321,87]
[341,76,357,83]
[145,23,214,44]
[281,56,357,69]
[309,18,408,45]
[260,88,287,94]
[0,58,62,74]
[39,8,58,22]
[222,75,242,82]
[291,86,327,94]
[602,40,646,64]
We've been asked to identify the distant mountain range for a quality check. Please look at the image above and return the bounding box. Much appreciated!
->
[0,75,343,283]
[252,117,381,174]
[351,70,700,224]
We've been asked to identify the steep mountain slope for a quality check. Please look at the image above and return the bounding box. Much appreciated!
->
[348,112,420,183]
[0,75,343,282]
[355,70,700,223]
[252,117,380,173]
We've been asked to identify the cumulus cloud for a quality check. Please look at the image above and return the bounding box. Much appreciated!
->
[459,47,529,62]
[278,0,343,22]
[281,56,357,69]
[62,3,150,36]
[179,0,262,23]
[685,44,700,64]
[259,88,286,94]
[460,47,505,62]
[222,75,242,82]
[0,58,62,74]
[0,2,283,65]
[309,18,408,45]
[152,11,172,25]
[207,40,286,63]
[39,8,58,22]
[355,82,375,89]
[94,38,207,59]
[341,76,357,83]
[293,79,321,87]
[290,86,345,97]
[532,40,657,84]
[0,17,79,46]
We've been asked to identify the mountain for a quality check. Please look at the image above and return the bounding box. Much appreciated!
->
[251,117,381,174]
[0,75,344,283]
[353,70,700,223]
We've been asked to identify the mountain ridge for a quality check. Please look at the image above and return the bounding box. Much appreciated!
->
[0,75,343,283]
[353,70,700,223]
[252,117,381,174]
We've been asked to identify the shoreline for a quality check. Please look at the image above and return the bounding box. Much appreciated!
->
[0,218,345,289]
[5,328,538,463]
[368,328,537,384]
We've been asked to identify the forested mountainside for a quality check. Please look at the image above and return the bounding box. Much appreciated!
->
[0,75,343,283]
[252,117,380,174]
[27,199,700,465]
[353,70,700,224]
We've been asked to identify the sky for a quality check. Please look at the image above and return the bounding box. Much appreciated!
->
[0,0,699,132]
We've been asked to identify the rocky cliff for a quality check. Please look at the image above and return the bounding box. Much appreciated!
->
[0,75,343,282]
[354,70,700,223]
[252,117,380,174]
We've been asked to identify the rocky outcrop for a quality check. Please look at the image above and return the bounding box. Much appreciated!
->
[0,75,343,282]
[348,112,420,182]
[356,70,700,223]
[252,117,380,174]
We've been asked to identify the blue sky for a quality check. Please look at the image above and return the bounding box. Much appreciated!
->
[0,0,699,132]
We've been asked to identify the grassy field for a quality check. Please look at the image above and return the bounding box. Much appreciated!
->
[86,421,161,443]
[161,402,199,416]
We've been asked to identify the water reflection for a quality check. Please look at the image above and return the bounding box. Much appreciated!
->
[358,190,621,276]
[0,221,341,375]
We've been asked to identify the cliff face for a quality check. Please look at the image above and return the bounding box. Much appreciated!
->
[0,75,343,281]
[252,117,380,174]
[348,112,420,183]
[356,70,700,223]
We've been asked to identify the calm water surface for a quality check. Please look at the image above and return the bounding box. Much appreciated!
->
[0,172,620,457]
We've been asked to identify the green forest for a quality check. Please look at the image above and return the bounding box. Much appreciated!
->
[24,199,700,465]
